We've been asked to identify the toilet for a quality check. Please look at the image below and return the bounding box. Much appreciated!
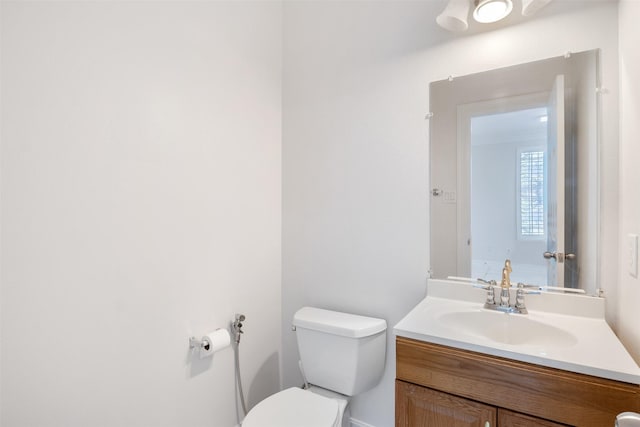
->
[242,306,387,427]
[617,413,640,427]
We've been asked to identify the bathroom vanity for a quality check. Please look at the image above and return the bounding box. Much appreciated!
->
[394,280,640,427]
[396,337,638,426]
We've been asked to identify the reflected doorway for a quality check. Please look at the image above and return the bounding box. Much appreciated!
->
[456,84,572,287]
[469,106,549,285]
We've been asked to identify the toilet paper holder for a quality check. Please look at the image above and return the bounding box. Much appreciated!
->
[189,336,211,351]
[189,328,231,359]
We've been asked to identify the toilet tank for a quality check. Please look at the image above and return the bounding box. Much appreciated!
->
[292,307,387,396]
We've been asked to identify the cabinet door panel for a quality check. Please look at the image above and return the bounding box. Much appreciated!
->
[396,380,496,427]
[498,409,570,427]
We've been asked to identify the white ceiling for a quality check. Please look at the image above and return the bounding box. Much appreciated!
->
[471,106,548,145]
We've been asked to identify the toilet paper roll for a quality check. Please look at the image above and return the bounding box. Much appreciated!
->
[200,328,231,359]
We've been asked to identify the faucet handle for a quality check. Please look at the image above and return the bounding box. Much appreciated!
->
[475,278,495,288]
[474,278,497,291]
[516,282,542,293]
[475,279,497,305]
[515,283,541,313]
[517,282,537,288]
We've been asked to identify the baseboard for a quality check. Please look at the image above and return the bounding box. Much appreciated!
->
[350,418,378,427]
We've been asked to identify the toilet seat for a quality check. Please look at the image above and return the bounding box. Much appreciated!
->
[242,387,340,427]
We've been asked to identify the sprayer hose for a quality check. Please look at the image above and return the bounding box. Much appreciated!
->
[235,343,248,416]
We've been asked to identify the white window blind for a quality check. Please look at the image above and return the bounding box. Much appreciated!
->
[519,150,545,237]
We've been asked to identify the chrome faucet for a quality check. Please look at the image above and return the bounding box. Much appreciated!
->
[476,259,539,314]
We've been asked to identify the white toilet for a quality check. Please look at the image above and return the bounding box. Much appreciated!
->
[242,306,387,427]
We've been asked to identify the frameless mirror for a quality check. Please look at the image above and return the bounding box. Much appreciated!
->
[429,50,599,295]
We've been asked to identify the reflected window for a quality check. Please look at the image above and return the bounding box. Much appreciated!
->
[518,149,546,239]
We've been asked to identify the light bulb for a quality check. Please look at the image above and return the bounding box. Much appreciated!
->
[473,0,513,23]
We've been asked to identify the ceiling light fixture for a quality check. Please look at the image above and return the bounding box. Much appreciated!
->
[472,0,513,24]
[436,0,551,32]
[436,0,471,32]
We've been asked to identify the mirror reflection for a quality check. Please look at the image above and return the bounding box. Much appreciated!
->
[429,50,598,295]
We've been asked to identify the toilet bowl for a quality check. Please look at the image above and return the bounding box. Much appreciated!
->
[241,387,348,427]
[617,412,640,427]
[241,307,387,427]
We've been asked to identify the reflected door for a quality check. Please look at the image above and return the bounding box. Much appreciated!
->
[546,75,565,286]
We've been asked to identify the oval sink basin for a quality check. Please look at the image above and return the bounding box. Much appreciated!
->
[437,310,578,348]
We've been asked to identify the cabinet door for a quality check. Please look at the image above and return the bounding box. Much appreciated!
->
[396,380,496,427]
[498,409,570,427]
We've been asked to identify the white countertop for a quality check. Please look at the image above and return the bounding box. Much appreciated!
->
[394,279,640,385]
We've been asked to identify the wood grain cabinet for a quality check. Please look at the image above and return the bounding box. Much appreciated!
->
[396,381,565,427]
[396,337,640,427]
[396,381,496,427]
[498,409,567,427]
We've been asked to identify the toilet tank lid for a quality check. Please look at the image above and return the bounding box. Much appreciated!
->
[293,307,387,338]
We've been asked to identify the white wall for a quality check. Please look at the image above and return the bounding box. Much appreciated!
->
[1,2,282,426]
[616,0,640,364]
[282,2,619,426]
[472,143,519,266]
[283,2,437,426]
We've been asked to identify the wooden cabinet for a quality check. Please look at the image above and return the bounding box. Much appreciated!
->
[396,380,564,427]
[498,409,567,427]
[396,381,495,427]
[396,337,640,427]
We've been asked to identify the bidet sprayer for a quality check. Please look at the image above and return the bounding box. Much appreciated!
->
[232,313,246,344]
